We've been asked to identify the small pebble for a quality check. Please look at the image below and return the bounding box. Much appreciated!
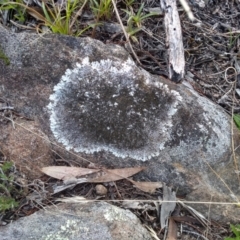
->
[95,184,107,195]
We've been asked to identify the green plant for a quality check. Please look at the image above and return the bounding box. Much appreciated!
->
[225,224,240,240]
[228,30,240,49]
[90,0,113,20]
[122,3,157,38]
[0,196,18,212]
[41,0,81,35]
[0,0,26,23]
[1,0,94,36]
[89,0,113,38]
[0,161,19,212]
[124,0,135,8]
[233,114,240,130]
[0,46,10,65]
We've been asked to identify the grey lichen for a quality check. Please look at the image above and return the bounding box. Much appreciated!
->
[43,219,81,240]
[48,57,182,161]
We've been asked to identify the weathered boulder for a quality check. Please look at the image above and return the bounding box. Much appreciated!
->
[0,25,240,223]
[0,201,152,240]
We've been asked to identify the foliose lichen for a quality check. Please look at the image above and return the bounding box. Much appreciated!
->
[47,57,182,161]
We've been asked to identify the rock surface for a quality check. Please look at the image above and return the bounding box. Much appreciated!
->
[0,25,240,223]
[0,120,52,179]
[0,201,152,240]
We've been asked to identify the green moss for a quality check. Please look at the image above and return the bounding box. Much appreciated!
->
[0,46,10,65]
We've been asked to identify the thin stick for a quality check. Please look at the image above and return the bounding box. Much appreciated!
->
[111,0,141,65]
[70,0,88,30]
[226,67,240,183]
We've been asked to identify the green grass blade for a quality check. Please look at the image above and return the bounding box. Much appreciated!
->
[233,114,240,129]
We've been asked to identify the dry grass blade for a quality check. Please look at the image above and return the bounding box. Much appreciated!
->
[171,215,203,225]
[1,2,47,22]
[144,225,160,240]
[111,0,141,65]
[178,201,210,227]
[179,0,195,21]
[69,0,88,29]
[55,196,89,203]
[26,6,47,22]
[9,20,36,30]
[41,166,100,179]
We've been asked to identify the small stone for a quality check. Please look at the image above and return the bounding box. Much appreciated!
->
[0,202,152,240]
[95,184,107,195]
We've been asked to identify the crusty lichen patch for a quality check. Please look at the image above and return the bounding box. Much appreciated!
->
[48,57,182,161]
[44,219,81,240]
[104,205,137,222]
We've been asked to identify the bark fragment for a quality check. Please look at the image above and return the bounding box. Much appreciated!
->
[160,0,185,82]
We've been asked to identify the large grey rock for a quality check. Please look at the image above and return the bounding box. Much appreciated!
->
[0,201,152,240]
[0,25,240,222]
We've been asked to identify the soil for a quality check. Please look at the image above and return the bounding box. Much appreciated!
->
[1,0,240,239]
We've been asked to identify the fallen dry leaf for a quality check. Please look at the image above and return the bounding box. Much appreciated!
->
[41,166,100,180]
[87,167,145,183]
[160,184,176,229]
[166,217,177,240]
[42,166,144,183]
[130,180,162,193]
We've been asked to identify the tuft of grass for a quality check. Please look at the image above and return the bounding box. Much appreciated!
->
[0,0,155,38]
[0,161,19,212]
[90,0,113,20]
[89,0,113,38]
[122,3,157,38]
[124,0,135,8]
[225,224,240,240]
[0,0,94,36]
[0,196,18,212]
[0,0,26,23]
[41,0,81,35]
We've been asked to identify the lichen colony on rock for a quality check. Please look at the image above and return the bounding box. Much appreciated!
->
[48,57,182,161]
